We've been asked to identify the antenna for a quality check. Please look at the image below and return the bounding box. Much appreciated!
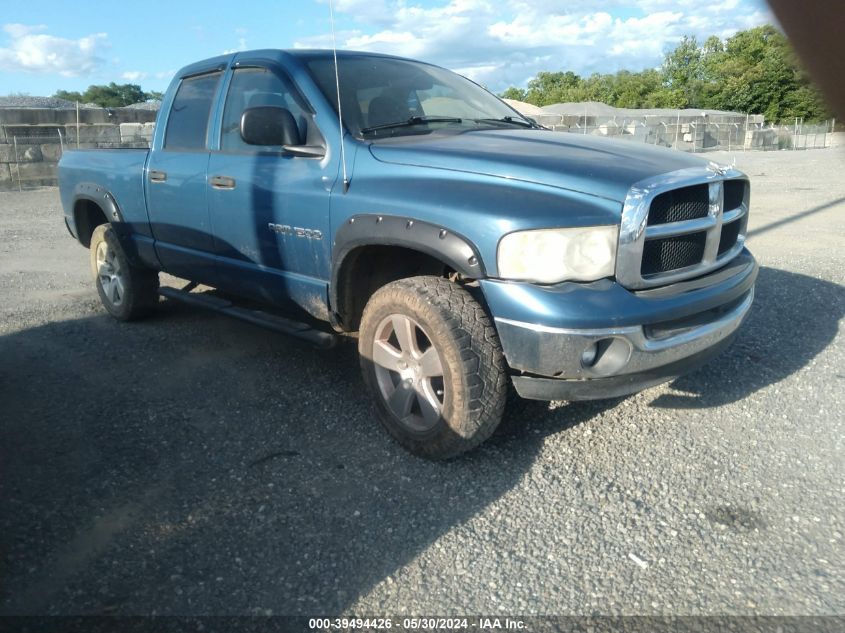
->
[329,0,349,193]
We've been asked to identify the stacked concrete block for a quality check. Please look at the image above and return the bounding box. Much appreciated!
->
[0,106,161,188]
[62,124,122,144]
[591,121,621,136]
[744,128,778,150]
[533,114,563,128]
[0,162,12,188]
[624,123,649,141]
[119,122,155,144]
[0,143,43,163]
[40,143,63,162]
[16,162,57,186]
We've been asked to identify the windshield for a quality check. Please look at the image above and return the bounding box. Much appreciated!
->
[304,54,533,138]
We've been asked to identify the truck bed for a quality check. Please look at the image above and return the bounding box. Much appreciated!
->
[58,148,150,236]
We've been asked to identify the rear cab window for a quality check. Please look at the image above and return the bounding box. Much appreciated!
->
[164,72,223,150]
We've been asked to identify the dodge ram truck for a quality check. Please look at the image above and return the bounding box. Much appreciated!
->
[58,50,757,459]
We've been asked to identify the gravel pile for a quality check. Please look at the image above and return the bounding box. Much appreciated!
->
[0,96,77,109]
[123,101,162,111]
[542,101,748,118]
[0,96,103,109]
[502,98,546,116]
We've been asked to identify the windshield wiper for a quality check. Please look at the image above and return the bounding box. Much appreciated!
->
[361,115,463,134]
[473,116,535,128]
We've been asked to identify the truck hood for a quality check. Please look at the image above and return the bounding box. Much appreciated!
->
[369,129,708,203]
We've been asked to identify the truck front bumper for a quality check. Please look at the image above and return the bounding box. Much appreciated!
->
[480,249,757,401]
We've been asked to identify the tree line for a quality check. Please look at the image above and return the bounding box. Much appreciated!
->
[500,25,830,123]
[53,83,163,108]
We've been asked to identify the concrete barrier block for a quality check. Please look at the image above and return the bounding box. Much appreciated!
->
[40,143,63,162]
[16,161,58,185]
[21,145,43,162]
[0,144,43,162]
[119,122,143,142]
[624,124,648,139]
[533,114,563,128]
[63,124,122,143]
[0,163,12,189]
[744,128,778,149]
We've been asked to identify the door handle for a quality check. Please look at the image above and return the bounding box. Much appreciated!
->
[210,175,236,190]
[149,170,167,183]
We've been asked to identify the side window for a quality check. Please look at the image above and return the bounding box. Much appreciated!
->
[220,67,312,151]
[164,72,222,150]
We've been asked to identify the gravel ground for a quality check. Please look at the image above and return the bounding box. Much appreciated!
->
[0,142,843,618]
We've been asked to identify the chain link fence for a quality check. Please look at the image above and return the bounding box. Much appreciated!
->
[1,127,151,191]
[532,113,834,153]
[0,116,837,191]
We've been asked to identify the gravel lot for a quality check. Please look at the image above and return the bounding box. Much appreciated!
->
[0,141,843,618]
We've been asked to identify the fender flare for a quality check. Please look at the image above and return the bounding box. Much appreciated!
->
[330,214,485,320]
[72,182,125,224]
[71,182,146,266]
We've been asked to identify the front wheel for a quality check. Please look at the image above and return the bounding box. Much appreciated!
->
[359,276,508,459]
[89,224,159,321]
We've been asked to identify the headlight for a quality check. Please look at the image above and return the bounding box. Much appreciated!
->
[497,226,618,284]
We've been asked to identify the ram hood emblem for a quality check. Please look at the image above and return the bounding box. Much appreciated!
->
[707,161,731,177]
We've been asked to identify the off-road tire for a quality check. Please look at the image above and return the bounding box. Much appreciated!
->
[89,224,159,321]
[359,276,508,459]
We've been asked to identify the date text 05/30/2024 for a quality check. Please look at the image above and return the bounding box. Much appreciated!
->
[308,617,527,630]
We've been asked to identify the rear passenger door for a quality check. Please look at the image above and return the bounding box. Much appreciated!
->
[206,64,332,318]
[146,70,223,284]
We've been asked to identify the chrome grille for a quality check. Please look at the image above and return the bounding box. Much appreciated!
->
[718,219,742,255]
[617,166,750,289]
[641,232,707,276]
[647,184,710,225]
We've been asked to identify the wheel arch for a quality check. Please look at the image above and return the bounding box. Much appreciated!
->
[71,182,124,248]
[330,215,486,332]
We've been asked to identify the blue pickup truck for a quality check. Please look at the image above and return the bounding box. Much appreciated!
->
[59,49,757,458]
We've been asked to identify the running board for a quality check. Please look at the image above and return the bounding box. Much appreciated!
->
[158,286,337,349]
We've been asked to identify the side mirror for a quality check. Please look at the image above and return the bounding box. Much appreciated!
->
[240,106,302,146]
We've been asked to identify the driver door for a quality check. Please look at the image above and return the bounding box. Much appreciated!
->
[207,65,332,317]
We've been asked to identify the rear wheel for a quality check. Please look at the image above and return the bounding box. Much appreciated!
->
[89,224,158,321]
[359,276,508,459]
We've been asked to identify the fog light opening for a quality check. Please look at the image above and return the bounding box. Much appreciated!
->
[581,337,633,376]
[581,343,599,368]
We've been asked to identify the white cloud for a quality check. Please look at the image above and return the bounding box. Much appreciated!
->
[297,0,774,91]
[4,23,47,39]
[222,36,248,55]
[121,70,147,82]
[0,23,108,76]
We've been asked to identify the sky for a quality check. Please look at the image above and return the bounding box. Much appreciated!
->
[0,0,774,98]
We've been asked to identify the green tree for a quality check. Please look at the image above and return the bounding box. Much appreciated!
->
[500,87,527,101]
[662,35,703,108]
[701,25,830,121]
[52,83,161,107]
[497,24,830,122]
[83,83,146,107]
[54,89,83,103]
[524,71,582,106]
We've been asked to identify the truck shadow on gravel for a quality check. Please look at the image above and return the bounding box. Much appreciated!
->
[649,266,844,409]
[0,265,840,615]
